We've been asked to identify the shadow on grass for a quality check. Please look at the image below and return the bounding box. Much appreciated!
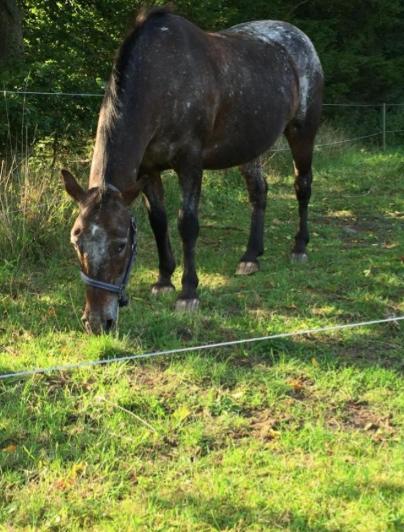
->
[1,148,403,378]
[1,269,402,377]
[151,493,329,531]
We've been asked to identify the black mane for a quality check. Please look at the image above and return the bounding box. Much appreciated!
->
[102,6,173,135]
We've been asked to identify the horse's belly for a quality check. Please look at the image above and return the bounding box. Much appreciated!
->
[202,99,292,169]
[202,128,280,169]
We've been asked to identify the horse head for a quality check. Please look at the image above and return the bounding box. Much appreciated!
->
[61,169,143,334]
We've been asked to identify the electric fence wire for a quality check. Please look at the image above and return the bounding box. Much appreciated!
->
[0,316,403,382]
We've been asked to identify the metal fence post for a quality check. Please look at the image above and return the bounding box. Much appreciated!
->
[382,103,386,150]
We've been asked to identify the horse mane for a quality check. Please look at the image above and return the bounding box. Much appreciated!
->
[100,7,171,150]
[95,6,174,189]
[104,5,174,113]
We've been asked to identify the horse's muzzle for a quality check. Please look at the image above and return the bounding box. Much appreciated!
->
[81,314,116,335]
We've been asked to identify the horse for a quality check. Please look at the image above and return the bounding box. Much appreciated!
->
[61,7,323,334]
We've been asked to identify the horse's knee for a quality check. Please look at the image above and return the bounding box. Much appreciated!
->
[294,173,312,204]
[178,208,199,241]
[255,178,268,200]
[148,206,168,232]
[246,176,268,209]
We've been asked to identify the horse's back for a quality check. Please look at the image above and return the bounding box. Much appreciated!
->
[114,12,323,171]
[225,20,323,120]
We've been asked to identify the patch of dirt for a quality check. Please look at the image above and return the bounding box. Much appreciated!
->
[129,367,170,388]
[314,214,396,249]
[315,213,391,233]
[328,400,397,442]
[331,342,404,370]
[250,409,292,441]
[286,375,315,400]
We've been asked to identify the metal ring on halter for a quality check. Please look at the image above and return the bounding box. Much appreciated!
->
[80,216,137,307]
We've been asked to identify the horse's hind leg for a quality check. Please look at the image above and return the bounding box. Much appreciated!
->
[142,172,176,293]
[236,157,268,275]
[284,115,319,262]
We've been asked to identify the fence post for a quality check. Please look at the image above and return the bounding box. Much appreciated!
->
[382,103,386,150]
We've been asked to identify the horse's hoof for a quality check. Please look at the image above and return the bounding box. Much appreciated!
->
[151,283,175,295]
[235,261,259,275]
[175,298,200,312]
[290,252,308,263]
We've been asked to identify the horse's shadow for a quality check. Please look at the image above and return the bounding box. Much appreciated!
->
[1,253,402,377]
[1,154,402,375]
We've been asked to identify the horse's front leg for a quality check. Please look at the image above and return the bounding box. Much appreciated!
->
[175,159,202,311]
[142,173,176,293]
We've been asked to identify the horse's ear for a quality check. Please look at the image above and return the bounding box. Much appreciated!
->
[61,169,85,203]
[121,177,147,205]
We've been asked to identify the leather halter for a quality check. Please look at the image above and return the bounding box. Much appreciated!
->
[79,184,137,308]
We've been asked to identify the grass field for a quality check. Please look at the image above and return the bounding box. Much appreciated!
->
[0,146,403,530]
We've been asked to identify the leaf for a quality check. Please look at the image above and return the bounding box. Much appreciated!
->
[289,379,304,392]
[2,444,17,453]
[364,422,376,431]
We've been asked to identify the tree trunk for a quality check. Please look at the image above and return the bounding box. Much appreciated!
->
[0,0,23,67]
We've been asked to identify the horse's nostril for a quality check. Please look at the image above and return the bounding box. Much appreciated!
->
[104,319,114,332]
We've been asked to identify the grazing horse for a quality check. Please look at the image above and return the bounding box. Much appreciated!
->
[62,7,323,334]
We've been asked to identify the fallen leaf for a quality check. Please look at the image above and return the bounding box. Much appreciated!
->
[364,422,376,431]
[288,379,304,392]
[2,444,17,453]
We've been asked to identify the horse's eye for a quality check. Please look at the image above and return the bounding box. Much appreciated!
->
[116,243,126,254]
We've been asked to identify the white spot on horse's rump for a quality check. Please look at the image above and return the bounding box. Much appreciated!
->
[228,20,322,119]
[299,75,309,115]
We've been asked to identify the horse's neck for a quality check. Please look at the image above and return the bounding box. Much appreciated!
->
[89,102,149,191]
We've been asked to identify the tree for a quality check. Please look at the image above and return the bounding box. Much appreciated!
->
[0,0,23,67]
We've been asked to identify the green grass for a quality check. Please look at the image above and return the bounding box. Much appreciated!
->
[1,147,403,530]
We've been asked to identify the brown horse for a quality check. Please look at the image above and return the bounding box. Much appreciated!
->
[62,8,323,334]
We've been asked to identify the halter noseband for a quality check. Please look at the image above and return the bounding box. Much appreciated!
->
[79,184,137,307]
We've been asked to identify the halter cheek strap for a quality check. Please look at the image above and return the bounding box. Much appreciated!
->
[80,216,137,308]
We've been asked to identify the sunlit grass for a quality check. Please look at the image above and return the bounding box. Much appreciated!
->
[0,147,403,529]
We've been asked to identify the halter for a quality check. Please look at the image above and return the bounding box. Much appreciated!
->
[79,184,137,308]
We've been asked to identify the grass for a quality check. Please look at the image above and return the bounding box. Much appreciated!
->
[0,145,403,530]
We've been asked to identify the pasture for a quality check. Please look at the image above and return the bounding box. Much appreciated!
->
[0,145,403,529]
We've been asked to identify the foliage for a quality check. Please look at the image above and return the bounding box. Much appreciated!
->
[1,147,403,529]
[0,0,23,66]
[1,0,142,149]
[13,0,404,103]
[1,0,403,152]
